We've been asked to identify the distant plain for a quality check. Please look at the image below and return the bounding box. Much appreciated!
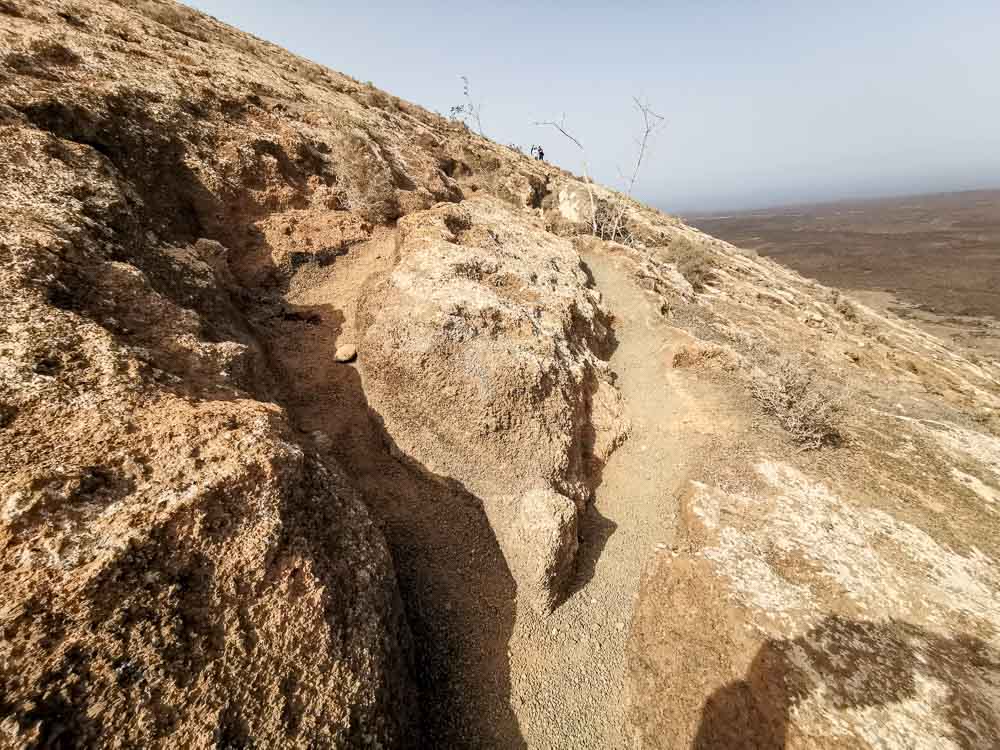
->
[689,190,1000,359]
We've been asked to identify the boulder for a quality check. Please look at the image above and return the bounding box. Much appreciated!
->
[359,198,627,611]
[504,489,580,615]
[335,344,357,363]
[0,116,416,747]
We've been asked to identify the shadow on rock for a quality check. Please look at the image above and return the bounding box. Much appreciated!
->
[694,615,1000,749]
[261,291,526,748]
[565,502,617,603]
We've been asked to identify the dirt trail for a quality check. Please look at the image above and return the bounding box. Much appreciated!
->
[263,235,733,747]
[503,247,726,748]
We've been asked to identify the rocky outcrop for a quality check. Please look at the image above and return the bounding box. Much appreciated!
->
[4,0,1000,747]
[0,9,417,744]
[358,199,628,612]
[629,460,1000,749]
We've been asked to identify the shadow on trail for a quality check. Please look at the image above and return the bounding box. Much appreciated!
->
[566,502,617,602]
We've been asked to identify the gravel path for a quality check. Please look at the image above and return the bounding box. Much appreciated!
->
[505,248,707,748]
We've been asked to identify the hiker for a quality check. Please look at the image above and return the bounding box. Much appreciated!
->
[536,145,545,161]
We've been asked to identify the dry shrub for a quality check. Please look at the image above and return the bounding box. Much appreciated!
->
[139,0,209,41]
[5,38,81,78]
[334,129,401,225]
[667,236,715,291]
[829,290,858,321]
[592,199,636,245]
[672,342,736,371]
[749,357,844,449]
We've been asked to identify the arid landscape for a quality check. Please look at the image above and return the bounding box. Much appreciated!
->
[690,191,1000,360]
[1,2,999,748]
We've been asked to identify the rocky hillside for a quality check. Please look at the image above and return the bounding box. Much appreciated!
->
[1,1,998,748]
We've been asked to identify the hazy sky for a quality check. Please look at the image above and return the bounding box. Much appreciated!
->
[185,0,1000,213]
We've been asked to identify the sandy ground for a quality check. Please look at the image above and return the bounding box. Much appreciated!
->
[504,248,741,748]
[688,190,1000,322]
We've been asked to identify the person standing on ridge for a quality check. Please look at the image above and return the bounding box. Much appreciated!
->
[536,145,545,161]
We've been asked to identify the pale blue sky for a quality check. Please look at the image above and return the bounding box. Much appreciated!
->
[186,0,1000,213]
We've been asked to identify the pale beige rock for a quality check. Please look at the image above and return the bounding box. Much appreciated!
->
[334,344,357,362]
[4,2,1000,748]
[505,489,580,615]
[628,462,1000,749]
[0,6,418,744]
[358,199,628,610]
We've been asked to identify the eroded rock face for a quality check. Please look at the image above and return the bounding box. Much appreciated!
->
[0,23,416,745]
[358,199,628,612]
[6,0,1000,746]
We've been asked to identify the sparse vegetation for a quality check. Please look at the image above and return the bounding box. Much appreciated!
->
[360,80,393,110]
[749,356,844,449]
[449,75,484,135]
[829,290,858,321]
[605,98,664,242]
[138,0,209,41]
[592,199,636,245]
[536,98,664,247]
[336,128,401,224]
[5,38,81,78]
[666,236,715,291]
[533,114,599,229]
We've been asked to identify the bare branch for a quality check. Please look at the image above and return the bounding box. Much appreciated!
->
[608,97,666,242]
[534,118,597,233]
[536,98,666,245]
[452,75,485,136]
[533,119,584,151]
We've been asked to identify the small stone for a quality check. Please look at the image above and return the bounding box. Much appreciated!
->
[335,344,357,363]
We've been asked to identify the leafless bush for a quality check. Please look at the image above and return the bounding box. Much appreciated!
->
[605,99,664,241]
[357,81,393,110]
[449,75,484,135]
[536,98,664,244]
[836,296,857,321]
[749,357,844,449]
[5,38,81,78]
[139,1,209,41]
[667,236,715,291]
[592,199,636,245]
[335,129,401,225]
